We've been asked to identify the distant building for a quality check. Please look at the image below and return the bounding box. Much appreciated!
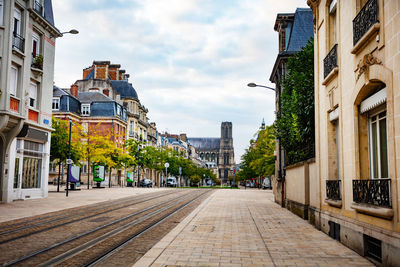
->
[0,0,60,202]
[188,122,235,184]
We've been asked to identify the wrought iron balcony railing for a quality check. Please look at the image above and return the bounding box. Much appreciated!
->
[326,180,341,200]
[12,33,25,53]
[353,178,391,208]
[34,1,43,15]
[353,0,378,46]
[323,44,337,79]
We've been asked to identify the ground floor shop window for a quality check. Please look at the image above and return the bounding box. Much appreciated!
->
[22,158,42,188]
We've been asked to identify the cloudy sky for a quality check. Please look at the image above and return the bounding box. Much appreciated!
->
[53,0,308,163]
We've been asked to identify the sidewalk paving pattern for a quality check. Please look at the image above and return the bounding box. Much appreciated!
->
[135,190,373,267]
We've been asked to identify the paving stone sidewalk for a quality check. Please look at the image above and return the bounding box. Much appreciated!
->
[135,189,373,267]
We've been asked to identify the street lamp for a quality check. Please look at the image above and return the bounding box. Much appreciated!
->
[58,29,79,37]
[247,83,275,91]
[66,120,74,197]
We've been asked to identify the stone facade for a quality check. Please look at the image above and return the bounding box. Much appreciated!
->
[308,0,400,265]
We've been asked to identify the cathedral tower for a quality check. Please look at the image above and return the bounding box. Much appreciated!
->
[218,122,235,184]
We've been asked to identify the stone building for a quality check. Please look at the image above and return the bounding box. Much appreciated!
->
[307,0,400,265]
[269,8,314,209]
[0,0,60,202]
[188,122,235,184]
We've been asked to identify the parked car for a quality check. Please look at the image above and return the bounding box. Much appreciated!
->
[262,177,272,189]
[139,179,153,187]
[167,177,177,187]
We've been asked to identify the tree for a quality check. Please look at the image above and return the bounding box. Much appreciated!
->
[275,38,315,165]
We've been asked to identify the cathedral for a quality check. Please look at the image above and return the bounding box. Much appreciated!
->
[188,122,235,184]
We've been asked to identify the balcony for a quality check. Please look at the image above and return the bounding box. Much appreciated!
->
[28,109,39,123]
[12,33,25,53]
[31,54,43,69]
[353,0,378,46]
[33,1,43,15]
[352,178,393,219]
[326,180,341,208]
[323,44,337,80]
[10,97,20,113]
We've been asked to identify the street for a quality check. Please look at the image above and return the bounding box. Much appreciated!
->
[0,188,374,266]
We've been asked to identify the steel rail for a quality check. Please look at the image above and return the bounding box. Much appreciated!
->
[0,190,178,244]
[2,190,198,267]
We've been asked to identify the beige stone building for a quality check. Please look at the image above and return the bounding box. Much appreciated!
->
[308,0,400,265]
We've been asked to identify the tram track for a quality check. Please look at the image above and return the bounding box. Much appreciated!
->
[0,190,177,244]
[0,189,212,267]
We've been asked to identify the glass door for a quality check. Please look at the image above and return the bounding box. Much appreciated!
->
[12,156,23,199]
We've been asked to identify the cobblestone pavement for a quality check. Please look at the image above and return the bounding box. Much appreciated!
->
[135,189,374,267]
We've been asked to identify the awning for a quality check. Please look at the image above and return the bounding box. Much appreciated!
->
[360,88,386,114]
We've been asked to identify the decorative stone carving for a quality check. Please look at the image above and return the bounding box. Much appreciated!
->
[355,53,382,81]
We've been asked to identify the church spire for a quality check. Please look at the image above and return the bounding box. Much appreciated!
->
[260,118,265,130]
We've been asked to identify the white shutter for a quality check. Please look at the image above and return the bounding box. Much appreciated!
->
[13,8,21,34]
[29,83,37,108]
[10,67,17,95]
[0,0,4,26]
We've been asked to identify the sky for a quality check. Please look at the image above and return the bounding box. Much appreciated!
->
[52,0,309,163]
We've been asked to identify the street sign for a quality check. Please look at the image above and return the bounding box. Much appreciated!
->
[66,159,74,165]
[165,162,169,168]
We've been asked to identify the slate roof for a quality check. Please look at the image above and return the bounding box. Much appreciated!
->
[286,8,314,52]
[188,138,220,151]
[110,80,139,99]
[78,91,113,103]
[43,0,55,27]
[53,86,69,97]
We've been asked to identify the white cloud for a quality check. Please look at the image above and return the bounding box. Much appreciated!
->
[53,0,308,163]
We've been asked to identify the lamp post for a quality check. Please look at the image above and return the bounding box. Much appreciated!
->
[164,162,169,187]
[66,120,73,197]
[247,83,275,91]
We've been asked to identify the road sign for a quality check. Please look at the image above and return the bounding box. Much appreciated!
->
[165,162,169,168]
[66,159,74,165]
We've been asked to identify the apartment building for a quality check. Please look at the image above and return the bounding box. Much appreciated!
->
[0,0,60,202]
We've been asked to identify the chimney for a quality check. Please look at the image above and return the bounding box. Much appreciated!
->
[93,61,110,80]
[103,88,110,96]
[108,64,121,80]
[70,84,78,98]
[119,70,125,80]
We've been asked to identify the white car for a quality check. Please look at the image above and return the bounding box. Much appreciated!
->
[167,177,177,187]
[262,177,272,189]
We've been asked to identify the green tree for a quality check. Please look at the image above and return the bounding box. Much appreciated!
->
[275,38,314,165]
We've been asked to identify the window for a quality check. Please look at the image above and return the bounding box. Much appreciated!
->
[22,140,43,189]
[29,82,38,108]
[13,8,21,35]
[369,110,388,179]
[0,0,4,25]
[52,98,60,110]
[328,0,337,49]
[81,104,90,116]
[10,66,18,96]
[117,105,121,116]
[32,32,40,58]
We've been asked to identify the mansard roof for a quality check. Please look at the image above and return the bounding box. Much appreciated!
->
[110,80,139,99]
[44,0,55,27]
[78,91,113,103]
[188,138,220,151]
[286,8,314,52]
[53,86,69,97]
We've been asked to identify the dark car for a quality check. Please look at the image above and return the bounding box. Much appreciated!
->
[139,179,153,187]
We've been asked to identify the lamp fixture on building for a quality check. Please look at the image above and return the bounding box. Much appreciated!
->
[247,83,275,91]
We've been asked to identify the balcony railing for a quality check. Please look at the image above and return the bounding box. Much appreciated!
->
[323,44,337,79]
[33,1,43,15]
[326,180,341,200]
[10,97,20,113]
[12,33,25,53]
[28,109,39,122]
[353,0,378,46]
[353,178,391,208]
